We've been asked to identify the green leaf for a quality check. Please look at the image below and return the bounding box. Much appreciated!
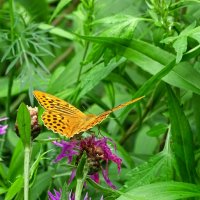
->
[29,149,53,187]
[87,177,118,196]
[8,141,24,181]
[171,0,200,10]
[39,23,74,40]
[49,0,72,22]
[0,187,7,195]
[76,152,88,180]
[115,141,135,169]
[193,94,200,143]
[16,0,48,22]
[117,60,176,131]
[173,36,187,63]
[77,35,200,95]
[147,124,168,137]
[167,86,195,182]
[60,182,68,200]
[17,103,31,148]
[5,176,23,200]
[117,182,200,200]
[76,58,126,100]
[93,15,141,39]
[124,149,175,190]
[29,171,52,200]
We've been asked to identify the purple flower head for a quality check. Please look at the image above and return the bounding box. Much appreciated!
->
[0,117,8,135]
[48,189,61,200]
[48,189,102,200]
[52,136,122,189]
[53,140,79,163]
[79,136,122,188]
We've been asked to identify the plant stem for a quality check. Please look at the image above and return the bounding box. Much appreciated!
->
[76,0,94,83]
[0,0,15,157]
[6,0,15,118]
[9,0,15,41]
[75,179,84,200]
[76,41,89,83]
[24,146,30,200]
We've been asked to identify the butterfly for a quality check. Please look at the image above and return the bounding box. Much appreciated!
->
[33,90,144,138]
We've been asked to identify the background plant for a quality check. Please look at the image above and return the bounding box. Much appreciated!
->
[1,0,200,199]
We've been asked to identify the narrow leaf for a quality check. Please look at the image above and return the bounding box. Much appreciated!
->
[77,35,200,95]
[117,182,200,200]
[167,86,195,182]
[17,103,31,147]
[5,176,23,200]
[76,152,88,180]
[49,0,72,22]
[173,36,187,63]
[147,124,168,137]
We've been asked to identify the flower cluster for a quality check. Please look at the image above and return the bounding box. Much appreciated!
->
[52,136,122,189]
[26,106,41,138]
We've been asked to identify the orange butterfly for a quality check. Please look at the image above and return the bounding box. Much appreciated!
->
[33,90,144,138]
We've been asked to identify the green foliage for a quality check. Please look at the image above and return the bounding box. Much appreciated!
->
[167,86,195,182]
[16,103,31,147]
[117,182,200,200]
[1,0,200,199]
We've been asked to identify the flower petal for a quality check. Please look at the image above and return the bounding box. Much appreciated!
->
[90,172,99,183]
[48,189,61,200]
[102,168,116,189]
[68,169,76,185]
[0,125,8,135]
[53,140,79,163]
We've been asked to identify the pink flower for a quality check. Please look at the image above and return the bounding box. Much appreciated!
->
[53,136,122,189]
[0,117,8,135]
[48,189,61,200]
[48,189,103,200]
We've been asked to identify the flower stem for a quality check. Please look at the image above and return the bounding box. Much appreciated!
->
[75,179,84,200]
[76,0,94,84]
[0,0,15,158]
[24,146,30,200]
[7,0,15,117]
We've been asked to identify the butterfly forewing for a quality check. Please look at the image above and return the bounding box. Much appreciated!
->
[33,90,86,117]
[78,96,145,133]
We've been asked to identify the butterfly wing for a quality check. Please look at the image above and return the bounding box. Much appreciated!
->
[78,96,145,132]
[33,90,86,117]
[77,111,111,133]
[34,90,144,137]
[42,110,84,137]
[33,90,87,137]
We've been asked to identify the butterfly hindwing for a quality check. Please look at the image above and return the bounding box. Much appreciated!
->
[42,110,84,137]
[78,111,111,133]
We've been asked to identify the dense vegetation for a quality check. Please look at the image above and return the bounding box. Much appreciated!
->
[1,0,200,199]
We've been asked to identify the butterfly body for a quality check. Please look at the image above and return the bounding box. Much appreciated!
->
[33,90,144,138]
